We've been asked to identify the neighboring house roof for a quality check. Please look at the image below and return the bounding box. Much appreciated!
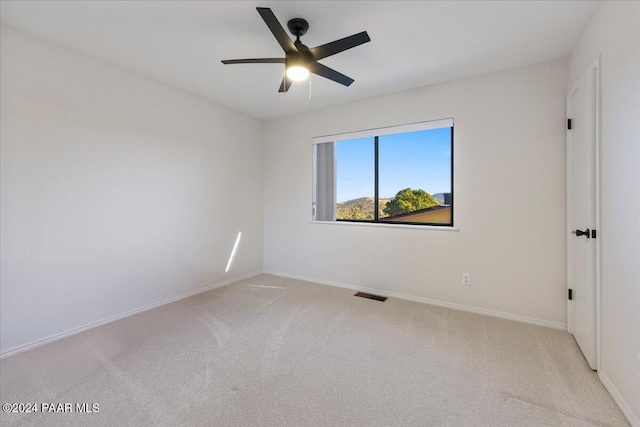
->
[382,205,451,221]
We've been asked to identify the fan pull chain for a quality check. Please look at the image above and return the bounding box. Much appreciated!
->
[309,74,313,100]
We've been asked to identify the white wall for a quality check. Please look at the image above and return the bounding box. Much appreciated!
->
[569,2,640,424]
[0,26,264,355]
[263,58,568,328]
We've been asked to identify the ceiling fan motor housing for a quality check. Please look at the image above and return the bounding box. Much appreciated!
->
[286,55,308,69]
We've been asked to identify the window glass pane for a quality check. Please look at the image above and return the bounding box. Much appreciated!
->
[335,137,375,220]
[378,128,452,224]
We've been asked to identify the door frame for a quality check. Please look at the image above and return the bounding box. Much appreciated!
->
[566,56,601,370]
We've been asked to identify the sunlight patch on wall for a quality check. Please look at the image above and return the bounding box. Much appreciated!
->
[225,232,242,273]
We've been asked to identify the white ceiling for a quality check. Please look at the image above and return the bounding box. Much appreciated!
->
[0,1,598,120]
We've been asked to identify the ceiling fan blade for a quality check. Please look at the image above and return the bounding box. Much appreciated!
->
[309,62,354,86]
[278,76,293,93]
[222,58,285,65]
[256,7,298,55]
[309,31,370,61]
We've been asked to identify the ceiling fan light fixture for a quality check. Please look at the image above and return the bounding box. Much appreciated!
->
[286,65,309,81]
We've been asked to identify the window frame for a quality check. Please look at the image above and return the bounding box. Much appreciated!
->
[312,119,455,228]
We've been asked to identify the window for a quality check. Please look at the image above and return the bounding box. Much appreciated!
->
[312,119,453,227]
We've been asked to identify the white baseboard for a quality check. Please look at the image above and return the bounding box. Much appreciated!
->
[0,271,262,359]
[263,270,567,330]
[599,370,639,426]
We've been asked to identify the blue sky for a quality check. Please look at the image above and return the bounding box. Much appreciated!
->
[336,127,452,202]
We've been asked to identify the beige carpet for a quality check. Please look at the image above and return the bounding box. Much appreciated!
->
[0,274,629,427]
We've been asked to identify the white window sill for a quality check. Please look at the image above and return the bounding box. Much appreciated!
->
[308,220,459,231]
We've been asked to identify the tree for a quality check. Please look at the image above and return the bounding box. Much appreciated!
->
[383,188,439,217]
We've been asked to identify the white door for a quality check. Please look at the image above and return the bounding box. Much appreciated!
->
[567,66,598,370]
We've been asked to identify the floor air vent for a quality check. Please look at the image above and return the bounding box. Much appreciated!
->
[354,292,388,302]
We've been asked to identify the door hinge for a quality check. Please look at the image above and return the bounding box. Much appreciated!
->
[567,119,572,130]
[568,289,573,300]
[591,229,597,238]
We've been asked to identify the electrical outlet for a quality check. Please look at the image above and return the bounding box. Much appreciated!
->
[462,274,471,286]
[302,254,307,262]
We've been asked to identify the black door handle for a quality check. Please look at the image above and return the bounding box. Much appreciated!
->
[573,229,590,238]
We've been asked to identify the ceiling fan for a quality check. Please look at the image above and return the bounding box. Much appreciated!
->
[222,7,370,93]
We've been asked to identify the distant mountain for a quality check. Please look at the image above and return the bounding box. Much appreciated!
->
[340,197,375,204]
[336,197,390,220]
